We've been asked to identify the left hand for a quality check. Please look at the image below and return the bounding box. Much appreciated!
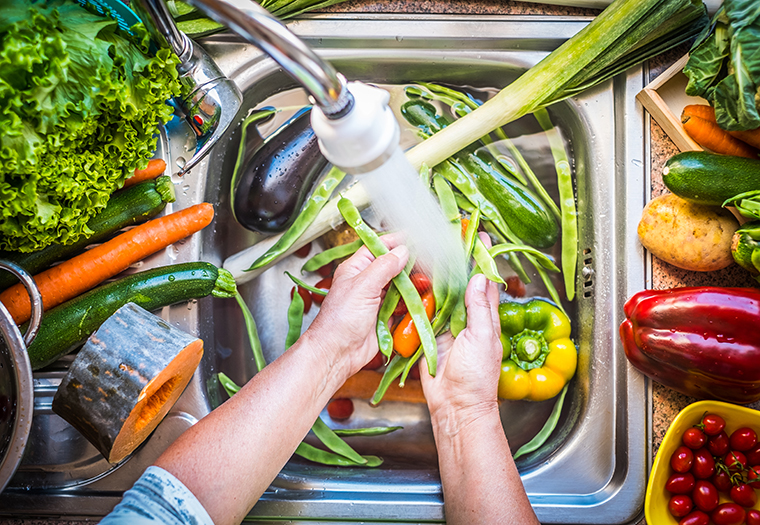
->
[304,234,408,380]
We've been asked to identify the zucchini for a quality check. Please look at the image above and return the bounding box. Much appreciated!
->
[27,262,236,370]
[0,177,175,290]
[732,222,760,277]
[663,152,760,206]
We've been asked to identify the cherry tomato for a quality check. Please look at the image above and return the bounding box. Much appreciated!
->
[410,273,432,294]
[669,494,693,518]
[730,427,758,452]
[290,285,312,314]
[712,470,733,493]
[691,448,716,479]
[708,431,731,457]
[730,482,758,508]
[316,262,334,278]
[683,427,707,449]
[711,502,746,525]
[311,277,332,306]
[725,451,748,472]
[746,443,760,465]
[748,465,760,489]
[362,351,384,371]
[505,275,526,298]
[666,472,696,494]
[746,509,760,525]
[671,446,695,473]
[393,300,408,317]
[701,413,726,436]
[678,510,709,525]
[293,242,312,258]
[326,398,353,420]
[692,480,719,512]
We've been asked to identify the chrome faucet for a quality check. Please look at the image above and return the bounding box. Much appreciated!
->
[131,0,354,175]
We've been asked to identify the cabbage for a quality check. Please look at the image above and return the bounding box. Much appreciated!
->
[0,0,181,252]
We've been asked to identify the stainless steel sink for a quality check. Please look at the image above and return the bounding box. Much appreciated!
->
[0,14,650,524]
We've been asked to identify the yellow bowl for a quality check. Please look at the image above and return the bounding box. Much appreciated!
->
[646,400,760,524]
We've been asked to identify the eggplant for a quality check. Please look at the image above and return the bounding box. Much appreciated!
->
[232,107,328,233]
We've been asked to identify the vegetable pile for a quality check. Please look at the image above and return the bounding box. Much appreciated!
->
[0,0,181,253]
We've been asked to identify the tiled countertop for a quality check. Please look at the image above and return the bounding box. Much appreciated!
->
[3,1,756,524]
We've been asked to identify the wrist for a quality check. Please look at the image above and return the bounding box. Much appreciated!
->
[295,328,354,397]
[429,399,501,441]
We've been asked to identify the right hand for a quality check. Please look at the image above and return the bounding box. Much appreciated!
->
[420,272,503,424]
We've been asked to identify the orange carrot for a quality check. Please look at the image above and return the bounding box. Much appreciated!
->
[123,159,167,188]
[460,217,470,239]
[681,114,760,159]
[392,290,435,358]
[0,203,214,324]
[333,370,426,404]
[683,105,760,151]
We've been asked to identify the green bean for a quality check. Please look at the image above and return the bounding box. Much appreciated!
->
[333,426,403,437]
[231,109,277,196]
[311,417,367,464]
[246,166,347,271]
[433,174,460,223]
[338,197,437,376]
[463,207,481,260]
[377,284,400,359]
[400,349,422,385]
[431,282,461,335]
[217,372,241,397]
[295,442,383,467]
[473,238,505,285]
[371,355,409,405]
[488,244,559,273]
[454,193,476,213]
[285,289,304,349]
[235,292,267,373]
[450,293,467,338]
[513,384,568,460]
[481,221,531,284]
[535,108,578,301]
[285,271,328,296]
[301,239,364,273]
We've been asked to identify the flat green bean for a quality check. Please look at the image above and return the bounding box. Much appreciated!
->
[301,239,364,273]
[334,426,403,437]
[285,289,304,349]
[338,197,437,376]
[247,166,346,271]
[433,174,460,223]
[488,244,559,273]
[235,292,267,373]
[463,207,481,260]
[295,442,383,467]
[473,238,505,285]
[450,293,467,338]
[285,271,328,296]
[217,372,241,397]
[377,285,400,359]
[454,193,476,213]
[371,355,409,405]
[400,349,422,385]
[513,384,568,459]
[312,417,367,464]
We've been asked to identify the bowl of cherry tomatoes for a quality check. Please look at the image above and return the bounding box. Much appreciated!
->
[646,400,760,525]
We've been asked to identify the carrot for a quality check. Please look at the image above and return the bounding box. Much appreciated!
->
[681,115,760,159]
[333,370,426,404]
[123,159,167,188]
[460,217,470,239]
[392,290,435,358]
[683,105,760,151]
[0,203,214,324]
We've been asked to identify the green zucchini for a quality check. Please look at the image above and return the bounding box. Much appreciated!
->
[731,222,760,277]
[663,152,760,206]
[0,177,176,290]
[27,262,236,370]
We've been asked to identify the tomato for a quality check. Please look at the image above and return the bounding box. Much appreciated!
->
[730,427,758,452]
[708,431,731,457]
[311,277,332,306]
[678,510,709,525]
[316,262,334,278]
[410,273,432,294]
[748,465,760,489]
[691,448,716,479]
[712,470,733,493]
[669,494,693,518]
[393,300,407,317]
[671,446,695,473]
[290,285,312,314]
[683,427,707,449]
[746,443,760,465]
[692,480,719,512]
[666,472,696,494]
[362,351,384,371]
[730,482,758,508]
[725,451,748,472]
[747,509,760,525]
[506,275,526,298]
[326,398,353,420]
[711,502,746,525]
[293,242,312,258]
[701,413,726,436]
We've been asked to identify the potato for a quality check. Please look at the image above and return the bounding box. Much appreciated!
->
[637,193,738,272]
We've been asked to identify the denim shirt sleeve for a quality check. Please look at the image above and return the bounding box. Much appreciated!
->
[100,466,214,525]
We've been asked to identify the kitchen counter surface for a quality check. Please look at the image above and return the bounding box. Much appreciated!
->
[2,1,755,524]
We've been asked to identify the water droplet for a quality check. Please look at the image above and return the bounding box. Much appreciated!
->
[166,245,180,260]
[168,275,175,282]
[631,159,643,168]
[176,157,186,169]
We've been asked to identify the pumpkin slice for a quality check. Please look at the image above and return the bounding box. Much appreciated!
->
[52,302,203,463]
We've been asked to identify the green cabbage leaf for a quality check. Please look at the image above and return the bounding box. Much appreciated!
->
[0,0,181,252]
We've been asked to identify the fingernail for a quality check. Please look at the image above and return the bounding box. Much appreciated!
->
[472,273,487,293]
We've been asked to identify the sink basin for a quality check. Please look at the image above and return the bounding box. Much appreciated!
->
[0,14,650,524]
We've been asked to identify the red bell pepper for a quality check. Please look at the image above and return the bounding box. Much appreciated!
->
[620,287,760,404]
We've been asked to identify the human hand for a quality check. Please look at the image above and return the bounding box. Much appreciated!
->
[420,268,503,427]
[304,234,408,380]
